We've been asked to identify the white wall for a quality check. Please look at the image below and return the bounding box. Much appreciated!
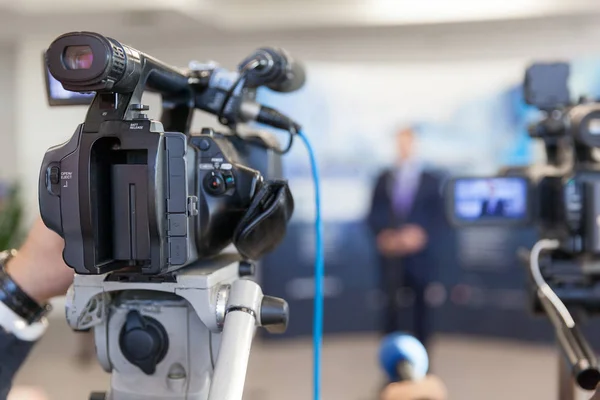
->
[0,45,16,182]
[13,15,600,224]
[15,36,88,225]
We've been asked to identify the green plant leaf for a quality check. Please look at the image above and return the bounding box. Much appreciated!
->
[0,184,24,249]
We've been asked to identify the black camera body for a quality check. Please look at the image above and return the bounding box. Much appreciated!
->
[446,62,600,390]
[524,63,600,258]
[40,121,271,275]
[40,32,297,276]
[448,62,600,257]
[445,61,600,319]
[536,169,600,256]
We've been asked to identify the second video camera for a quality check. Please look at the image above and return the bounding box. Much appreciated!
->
[446,62,600,390]
[40,32,301,276]
[447,62,600,258]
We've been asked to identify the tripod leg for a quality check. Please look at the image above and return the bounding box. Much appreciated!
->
[208,280,262,400]
[209,310,257,400]
[558,351,577,400]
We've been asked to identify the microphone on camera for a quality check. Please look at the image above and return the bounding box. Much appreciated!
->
[379,333,429,382]
[239,47,306,93]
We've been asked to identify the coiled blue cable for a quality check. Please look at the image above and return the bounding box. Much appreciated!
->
[298,131,324,400]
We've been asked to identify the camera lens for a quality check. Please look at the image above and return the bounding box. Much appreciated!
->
[62,45,94,70]
[588,118,600,136]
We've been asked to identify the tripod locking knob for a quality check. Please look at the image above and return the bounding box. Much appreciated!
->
[130,104,149,119]
[239,261,255,277]
[260,296,289,334]
[119,310,169,375]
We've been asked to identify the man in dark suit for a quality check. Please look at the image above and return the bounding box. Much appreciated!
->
[367,127,444,349]
[480,180,506,217]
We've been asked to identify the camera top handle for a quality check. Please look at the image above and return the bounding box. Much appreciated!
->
[46,31,194,134]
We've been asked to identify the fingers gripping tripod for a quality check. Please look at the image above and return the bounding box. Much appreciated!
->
[65,255,288,400]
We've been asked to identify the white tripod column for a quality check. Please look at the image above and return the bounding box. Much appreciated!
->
[208,279,263,400]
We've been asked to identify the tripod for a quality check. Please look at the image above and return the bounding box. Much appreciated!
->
[64,254,289,400]
[526,241,600,400]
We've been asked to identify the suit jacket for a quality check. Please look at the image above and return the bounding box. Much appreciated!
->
[367,168,444,283]
[480,199,505,217]
[0,329,35,398]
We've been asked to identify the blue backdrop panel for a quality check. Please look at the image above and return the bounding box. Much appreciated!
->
[257,57,600,347]
[260,222,380,339]
[260,222,600,349]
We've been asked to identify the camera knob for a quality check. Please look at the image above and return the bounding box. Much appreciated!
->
[131,104,150,112]
[131,104,149,119]
[119,310,169,375]
[204,171,226,196]
[239,261,255,277]
[260,296,289,334]
[198,139,211,151]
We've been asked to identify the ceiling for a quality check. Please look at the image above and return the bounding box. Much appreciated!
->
[1,0,600,43]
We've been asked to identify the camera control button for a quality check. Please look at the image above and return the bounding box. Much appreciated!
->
[49,166,60,185]
[168,237,187,266]
[187,196,199,216]
[223,173,235,189]
[198,139,211,151]
[167,214,187,236]
[204,172,226,195]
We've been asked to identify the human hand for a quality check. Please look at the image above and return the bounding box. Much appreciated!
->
[377,229,399,256]
[5,218,73,304]
[399,225,428,255]
[377,225,428,257]
[380,375,447,400]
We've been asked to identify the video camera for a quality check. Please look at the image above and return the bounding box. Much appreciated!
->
[446,62,600,391]
[447,62,600,264]
[39,32,307,400]
[448,63,600,243]
[40,31,301,276]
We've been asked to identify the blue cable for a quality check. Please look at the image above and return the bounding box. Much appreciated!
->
[298,131,324,400]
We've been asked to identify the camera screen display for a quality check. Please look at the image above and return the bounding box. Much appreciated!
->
[46,68,94,105]
[452,177,529,223]
[587,118,600,136]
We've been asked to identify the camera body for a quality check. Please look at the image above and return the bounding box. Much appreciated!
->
[40,32,295,276]
[446,62,600,392]
[539,169,600,256]
[40,120,271,275]
[447,62,600,258]
[445,61,600,327]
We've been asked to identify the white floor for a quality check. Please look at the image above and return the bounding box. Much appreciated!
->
[11,318,594,400]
